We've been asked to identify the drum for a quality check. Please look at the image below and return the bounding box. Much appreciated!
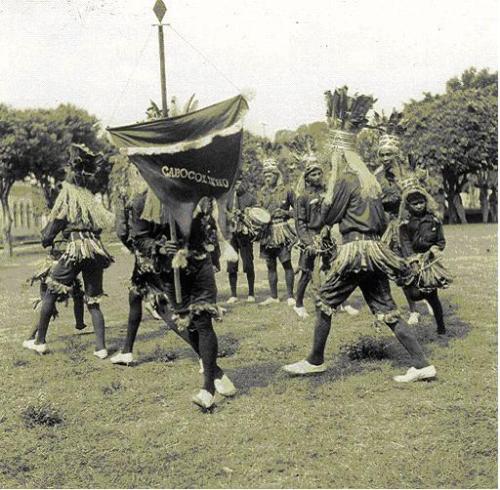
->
[241,207,271,241]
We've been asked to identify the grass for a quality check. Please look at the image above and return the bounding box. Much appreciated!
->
[0,224,497,488]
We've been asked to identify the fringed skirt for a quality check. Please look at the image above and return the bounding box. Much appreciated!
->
[409,251,453,294]
[325,239,413,287]
[64,233,113,267]
[261,220,297,249]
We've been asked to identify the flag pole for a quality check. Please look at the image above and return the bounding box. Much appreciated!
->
[154,0,182,304]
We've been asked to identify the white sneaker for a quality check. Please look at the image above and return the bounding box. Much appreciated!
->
[198,358,204,374]
[192,389,215,409]
[340,305,360,316]
[408,312,420,325]
[110,352,133,365]
[214,374,237,397]
[144,301,162,320]
[293,306,309,319]
[287,298,296,307]
[22,339,48,355]
[393,365,437,382]
[425,300,434,315]
[282,359,327,375]
[259,297,280,306]
[226,296,238,304]
[93,349,108,359]
[247,296,256,303]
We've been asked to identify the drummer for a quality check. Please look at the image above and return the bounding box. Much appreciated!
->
[258,159,296,307]
[226,177,258,303]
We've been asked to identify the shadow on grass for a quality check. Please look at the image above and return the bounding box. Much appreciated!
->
[228,361,282,395]
[309,309,471,387]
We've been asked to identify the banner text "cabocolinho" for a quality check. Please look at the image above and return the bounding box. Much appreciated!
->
[161,165,230,189]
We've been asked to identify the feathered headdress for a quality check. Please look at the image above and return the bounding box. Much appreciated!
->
[374,110,405,156]
[324,86,377,132]
[324,87,381,201]
[398,168,439,220]
[262,158,283,186]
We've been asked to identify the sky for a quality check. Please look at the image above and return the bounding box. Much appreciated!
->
[0,0,498,137]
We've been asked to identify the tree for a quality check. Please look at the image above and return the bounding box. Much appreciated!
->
[27,104,109,207]
[0,105,31,257]
[402,68,498,223]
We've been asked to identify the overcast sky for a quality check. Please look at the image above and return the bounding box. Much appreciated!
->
[0,0,497,137]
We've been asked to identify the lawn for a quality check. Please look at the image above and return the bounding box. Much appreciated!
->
[0,224,497,488]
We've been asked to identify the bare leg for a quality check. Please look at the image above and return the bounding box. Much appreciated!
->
[122,290,142,353]
[386,318,428,368]
[424,290,446,334]
[283,260,295,299]
[306,309,332,365]
[266,258,278,299]
[34,292,58,344]
[296,270,312,308]
[87,303,106,352]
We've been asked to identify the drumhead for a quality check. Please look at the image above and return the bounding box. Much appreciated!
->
[247,207,271,224]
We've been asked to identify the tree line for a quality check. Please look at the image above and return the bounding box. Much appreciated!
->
[0,67,497,257]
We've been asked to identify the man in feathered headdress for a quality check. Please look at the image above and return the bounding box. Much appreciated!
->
[23,144,114,358]
[283,97,436,383]
[257,158,296,307]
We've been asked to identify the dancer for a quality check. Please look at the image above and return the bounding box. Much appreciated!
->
[226,177,258,303]
[375,130,421,325]
[284,125,436,383]
[25,241,87,341]
[22,144,114,357]
[258,159,296,306]
[294,158,359,319]
[398,179,452,334]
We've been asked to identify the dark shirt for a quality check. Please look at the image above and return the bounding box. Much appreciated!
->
[229,188,258,211]
[259,185,294,222]
[375,167,402,219]
[115,191,209,257]
[399,213,446,256]
[295,186,325,246]
[41,218,102,248]
[115,192,164,252]
[321,171,387,237]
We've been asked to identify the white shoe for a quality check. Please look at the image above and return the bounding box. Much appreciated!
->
[408,312,420,325]
[144,301,162,320]
[214,374,237,397]
[247,296,256,303]
[22,339,48,355]
[110,352,133,365]
[283,359,327,375]
[425,300,434,315]
[192,389,215,409]
[340,305,360,316]
[393,365,437,382]
[226,296,238,304]
[293,306,309,319]
[198,358,204,374]
[93,349,108,359]
[287,298,296,307]
[259,297,280,306]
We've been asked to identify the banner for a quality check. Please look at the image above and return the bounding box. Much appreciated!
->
[108,95,249,236]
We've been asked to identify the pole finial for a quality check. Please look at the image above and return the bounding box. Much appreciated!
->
[153,0,167,23]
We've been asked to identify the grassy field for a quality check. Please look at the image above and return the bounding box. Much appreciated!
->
[0,224,497,488]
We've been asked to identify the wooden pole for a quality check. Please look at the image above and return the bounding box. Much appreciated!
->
[156,12,182,304]
[157,24,169,118]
